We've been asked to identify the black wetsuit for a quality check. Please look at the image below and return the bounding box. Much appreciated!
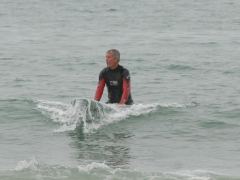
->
[99,65,133,105]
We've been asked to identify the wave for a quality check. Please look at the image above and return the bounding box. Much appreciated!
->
[35,98,198,133]
[14,158,39,171]
[0,98,34,103]
[167,64,197,71]
[0,158,237,180]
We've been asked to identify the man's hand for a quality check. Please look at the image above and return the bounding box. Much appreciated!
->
[118,103,126,108]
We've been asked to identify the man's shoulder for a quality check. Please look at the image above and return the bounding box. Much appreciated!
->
[119,65,129,73]
[100,67,109,74]
[119,65,131,80]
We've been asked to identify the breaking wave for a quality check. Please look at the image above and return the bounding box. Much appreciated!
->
[35,98,197,133]
[0,158,236,180]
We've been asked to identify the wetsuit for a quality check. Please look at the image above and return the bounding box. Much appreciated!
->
[95,65,133,105]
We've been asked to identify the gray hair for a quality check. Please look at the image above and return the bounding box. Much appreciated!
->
[106,49,120,62]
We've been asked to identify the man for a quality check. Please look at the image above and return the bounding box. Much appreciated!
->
[94,49,133,105]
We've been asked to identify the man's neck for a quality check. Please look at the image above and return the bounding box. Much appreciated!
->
[109,64,119,70]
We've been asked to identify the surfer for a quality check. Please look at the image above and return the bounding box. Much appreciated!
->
[94,49,133,105]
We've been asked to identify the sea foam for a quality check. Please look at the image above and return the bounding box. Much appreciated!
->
[36,98,192,133]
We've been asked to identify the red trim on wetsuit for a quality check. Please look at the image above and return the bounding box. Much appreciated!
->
[94,79,105,101]
[119,79,130,104]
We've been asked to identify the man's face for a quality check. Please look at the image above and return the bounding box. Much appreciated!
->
[105,53,118,69]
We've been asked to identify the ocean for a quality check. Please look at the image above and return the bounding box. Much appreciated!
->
[1,0,240,179]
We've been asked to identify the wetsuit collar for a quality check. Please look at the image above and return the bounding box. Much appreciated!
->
[109,64,119,70]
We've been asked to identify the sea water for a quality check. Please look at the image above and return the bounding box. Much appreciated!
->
[1,0,240,179]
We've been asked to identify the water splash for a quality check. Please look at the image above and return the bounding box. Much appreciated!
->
[36,98,194,133]
[36,99,113,133]
[14,158,39,171]
[11,160,234,180]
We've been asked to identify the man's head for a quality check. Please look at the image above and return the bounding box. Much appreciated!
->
[105,49,120,69]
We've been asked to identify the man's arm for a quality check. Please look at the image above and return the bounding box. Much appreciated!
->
[119,79,130,104]
[94,79,105,101]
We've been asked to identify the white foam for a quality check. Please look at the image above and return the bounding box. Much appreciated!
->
[14,158,39,171]
[12,159,222,180]
[36,100,71,123]
[103,103,159,123]
[36,98,190,133]
[166,170,215,180]
[77,162,111,172]
[36,99,107,132]
[76,163,214,180]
